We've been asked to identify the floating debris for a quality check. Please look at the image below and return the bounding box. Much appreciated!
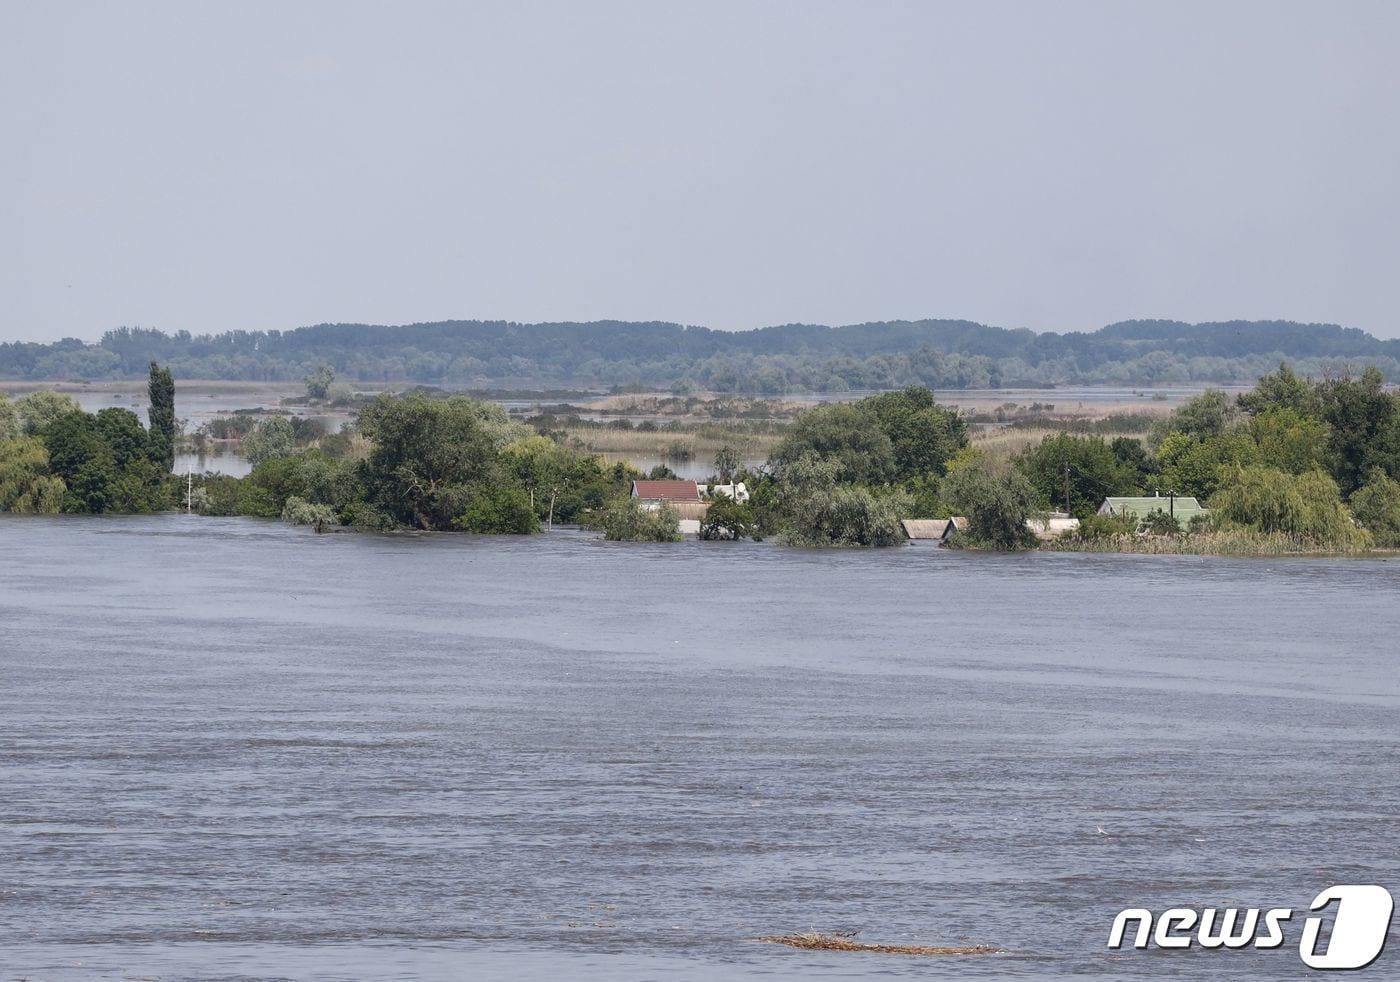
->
[757,933,999,956]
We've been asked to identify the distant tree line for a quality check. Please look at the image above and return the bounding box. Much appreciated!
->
[4,318,1400,391]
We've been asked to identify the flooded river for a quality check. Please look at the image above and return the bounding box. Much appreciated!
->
[1,516,1397,979]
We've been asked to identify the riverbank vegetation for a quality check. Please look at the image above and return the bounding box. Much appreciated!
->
[0,364,178,514]
[1038,365,1400,554]
[197,394,641,534]
[5,359,1400,557]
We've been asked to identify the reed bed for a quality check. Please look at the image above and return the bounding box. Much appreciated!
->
[757,933,999,956]
[969,426,1062,459]
[562,426,780,459]
[1047,531,1381,557]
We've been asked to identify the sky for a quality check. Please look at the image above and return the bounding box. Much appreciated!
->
[2,0,1398,343]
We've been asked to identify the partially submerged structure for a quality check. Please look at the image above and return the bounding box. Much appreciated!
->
[701,482,749,503]
[1099,494,1208,530]
[1027,512,1080,540]
[900,519,949,540]
[631,479,707,535]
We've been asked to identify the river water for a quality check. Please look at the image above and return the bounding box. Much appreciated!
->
[1,516,1397,980]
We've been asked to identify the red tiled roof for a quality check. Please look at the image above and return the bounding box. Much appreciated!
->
[631,480,700,501]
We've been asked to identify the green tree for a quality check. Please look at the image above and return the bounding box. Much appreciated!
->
[1348,470,1400,546]
[865,385,968,480]
[1067,512,1137,541]
[940,452,1039,550]
[1149,389,1236,448]
[40,408,170,513]
[1015,433,1138,517]
[242,416,296,467]
[304,363,335,400]
[1212,466,1366,547]
[146,362,176,471]
[772,452,909,547]
[1110,436,1154,485]
[0,438,65,513]
[1237,362,1320,417]
[1317,367,1394,494]
[16,390,80,436]
[769,402,896,485]
[357,395,499,529]
[94,408,150,469]
[700,496,757,540]
[501,435,573,526]
[1155,431,1260,500]
[43,411,118,513]
[1246,408,1328,474]
[235,455,311,517]
[293,452,363,512]
[0,396,18,440]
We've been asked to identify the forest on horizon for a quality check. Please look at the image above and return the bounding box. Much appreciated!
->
[3,317,1399,393]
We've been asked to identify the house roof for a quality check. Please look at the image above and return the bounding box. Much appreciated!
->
[631,479,701,501]
[1102,496,1207,515]
[901,519,947,539]
[940,516,969,539]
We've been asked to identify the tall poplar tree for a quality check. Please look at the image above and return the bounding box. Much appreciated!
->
[147,361,176,471]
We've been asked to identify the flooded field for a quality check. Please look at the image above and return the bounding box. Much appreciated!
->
[1,516,1397,979]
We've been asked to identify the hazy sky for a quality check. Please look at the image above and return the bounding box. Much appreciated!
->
[3,1,1398,342]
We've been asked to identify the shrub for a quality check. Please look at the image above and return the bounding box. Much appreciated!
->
[699,497,757,541]
[1068,512,1136,541]
[1186,512,1215,534]
[1139,508,1184,537]
[454,485,540,534]
[1348,471,1400,546]
[599,498,682,542]
[242,417,296,467]
[282,496,339,529]
[342,501,397,532]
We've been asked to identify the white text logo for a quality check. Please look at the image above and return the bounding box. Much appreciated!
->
[1109,884,1393,970]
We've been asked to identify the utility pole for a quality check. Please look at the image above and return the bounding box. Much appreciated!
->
[1169,489,1175,519]
[1064,464,1071,516]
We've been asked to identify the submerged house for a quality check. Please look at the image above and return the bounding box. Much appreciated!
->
[1098,494,1208,530]
[701,482,749,503]
[939,516,970,542]
[1027,512,1080,540]
[900,519,949,540]
[631,479,707,535]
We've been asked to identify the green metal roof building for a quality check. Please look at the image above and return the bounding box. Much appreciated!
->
[1098,495,1209,529]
